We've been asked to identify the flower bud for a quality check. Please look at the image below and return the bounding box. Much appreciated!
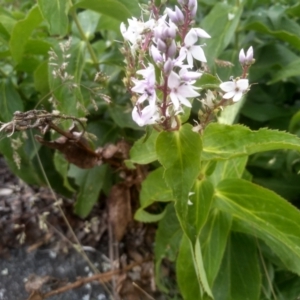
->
[167,40,177,58]
[164,58,174,75]
[239,46,254,65]
[157,39,167,53]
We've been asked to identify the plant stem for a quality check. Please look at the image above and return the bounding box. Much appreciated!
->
[69,4,100,72]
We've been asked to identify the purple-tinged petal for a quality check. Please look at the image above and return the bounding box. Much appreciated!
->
[168,71,181,89]
[170,92,180,110]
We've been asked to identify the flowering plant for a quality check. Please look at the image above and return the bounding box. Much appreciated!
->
[0,0,300,299]
[121,1,300,299]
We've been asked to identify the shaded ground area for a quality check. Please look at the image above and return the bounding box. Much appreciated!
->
[0,248,106,300]
[0,157,159,300]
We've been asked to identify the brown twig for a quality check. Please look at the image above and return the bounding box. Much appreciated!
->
[41,258,151,298]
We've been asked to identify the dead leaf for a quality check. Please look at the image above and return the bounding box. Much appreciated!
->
[108,184,132,241]
[35,135,101,169]
[27,291,44,300]
[25,274,51,293]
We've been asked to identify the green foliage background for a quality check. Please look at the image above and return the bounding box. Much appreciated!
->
[1,0,300,299]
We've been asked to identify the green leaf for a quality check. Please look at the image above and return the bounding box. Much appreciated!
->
[34,61,49,96]
[244,7,300,51]
[156,124,202,233]
[130,128,159,164]
[196,73,221,89]
[74,0,134,22]
[215,178,300,275]
[0,134,43,185]
[208,156,248,186]
[134,167,173,222]
[53,152,75,192]
[155,203,183,292]
[9,5,43,62]
[213,232,261,300]
[72,10,100,40]
[202,123,300,161]
[185,179,214,242]
[201,209,232,286]
[108,104,140,129]
[69,164,108,218]
[0,79,23,122]
[269,58,300,84]
[37,0,69,36]
[177,234,202,300]
[177,235,214,299]
[201,3,243,65]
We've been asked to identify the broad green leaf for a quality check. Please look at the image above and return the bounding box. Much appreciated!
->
[130,128,159,164]
[134,167,173,222]
[177,234,202,300]
[0,134,42,185]
[53,152,75,192]
[0,14,16,34]
[215,178,300,275]
[156,124,202,233]
[37,0,69,36]
[196,73,221,89]
[269,58,300,84]
[72,10,100,40]
[213,232,261,300]
[155,204,183,292]
[289,110,300,133]
[9,5,43,62]
[24,39,51,55]
[69,164,108,218]
[74,0,133,22]
[244,8,300,51]
[201,209,232,286]
[48,40,85,119]
[69,41,86,85]
[194,238,214,299]
[0,79,23,122]
[208,156,248,186]
[201,3,243,66]
[218,98,245,125]
[249,43,299,83]
[202,123,300,161]
[34,61,49,96]
[115,0,140,16]
[108,104,140,130]
[185,179,214,242]
[177,235,214,299]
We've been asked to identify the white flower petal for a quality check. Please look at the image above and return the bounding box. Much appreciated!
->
[170,92,180,110]
[236,79,249,91]
[223,91,236,99]
[232,91,243,102]
[194,28,211,39]
[220,81,235,92]
[168,71,181,89]
[184,29,198,47]
[190,46,207,63]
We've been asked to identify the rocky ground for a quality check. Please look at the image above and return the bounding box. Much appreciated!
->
[0,157,161,300]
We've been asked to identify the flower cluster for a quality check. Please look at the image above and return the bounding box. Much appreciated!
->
[121,0,210,129]
[120,1,254,129]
